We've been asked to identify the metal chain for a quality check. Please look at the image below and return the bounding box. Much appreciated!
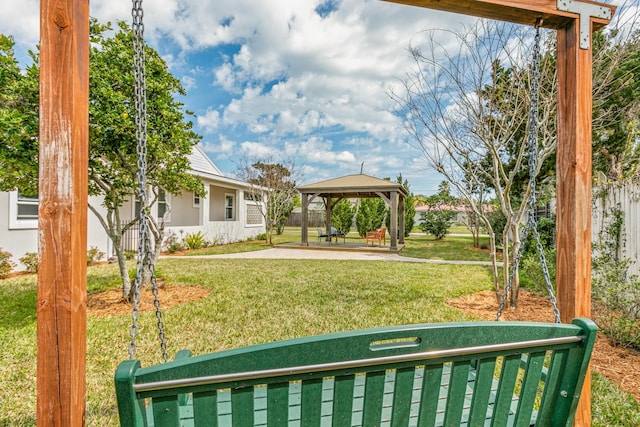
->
[129,0,169,362]
[496,24,561,323]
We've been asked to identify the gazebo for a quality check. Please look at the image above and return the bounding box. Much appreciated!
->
[298,174,408,250]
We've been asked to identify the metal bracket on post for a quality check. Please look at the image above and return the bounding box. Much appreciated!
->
[557,0,612,49]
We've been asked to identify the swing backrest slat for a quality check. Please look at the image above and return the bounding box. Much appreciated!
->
[115,318,596,427]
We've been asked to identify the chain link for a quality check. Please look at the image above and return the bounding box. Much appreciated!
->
[496,24,560,323]
[129,0,169,362]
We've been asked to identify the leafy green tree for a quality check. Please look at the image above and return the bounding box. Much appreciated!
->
[355,197,386,237]
[331,198,355,234]
[419,182,457,240]
[0,23,204,298]
[391,174,415,238]
[419,211,454,240]
[88,20,203,298]
[0,35,39,195]
[592,29,640,180]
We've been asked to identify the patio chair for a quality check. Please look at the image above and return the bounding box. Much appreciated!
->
[365,227,386,247]
[317,227,331,243]
[331,227,346,243]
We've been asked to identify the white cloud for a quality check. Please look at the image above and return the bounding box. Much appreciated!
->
[4,0,529,197]
[181,75,197,91]
[239,141,276,159]
[197,108,221,133]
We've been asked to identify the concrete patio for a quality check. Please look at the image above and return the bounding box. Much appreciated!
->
[276,239,405,254]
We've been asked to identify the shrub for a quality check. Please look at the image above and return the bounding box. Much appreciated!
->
[86,246,105,265]
[163,231,184,253]
[519,248,556,296]
[0,249,16,278]
[523,216,555,257]
[331,199,355,235]
[419,211,454,240]
[256,233,267,241]
[19,252,38,273]
[124,249,136,261]
[592,205,640,350]
[184,231,206,250]
[356,198,387,237]
[486,210,507,245]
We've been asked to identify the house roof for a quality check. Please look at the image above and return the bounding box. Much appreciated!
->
[188,145,252,189]
[188,145,223,176]
[298,174,408,198]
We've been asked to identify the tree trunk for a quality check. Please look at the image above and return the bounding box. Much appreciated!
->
[147,213,166,285]
[509,222,521,308]
[501,225,511,305]
[89,203,133,299]
[117,246,132,300]
[480,217,501,303]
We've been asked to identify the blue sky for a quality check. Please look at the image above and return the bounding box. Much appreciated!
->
[2,0,631,195]
[3,0,480,196]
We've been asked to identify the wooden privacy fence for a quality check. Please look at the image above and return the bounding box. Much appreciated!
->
[592,178,640,278]
[286,212,325,228]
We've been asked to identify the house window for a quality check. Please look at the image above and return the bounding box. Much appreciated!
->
[244,193,261,202]
[158,190,168,219]
[134,189,170,222]
[17,192,39,220]
[193,193,200,208]
[8,191,39,229]
[225,194,235,220]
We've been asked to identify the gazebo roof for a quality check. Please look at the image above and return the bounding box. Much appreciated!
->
[298,174,408,198]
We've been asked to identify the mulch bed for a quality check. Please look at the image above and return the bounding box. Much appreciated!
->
[447,290,640,402]
[87,284,211,316]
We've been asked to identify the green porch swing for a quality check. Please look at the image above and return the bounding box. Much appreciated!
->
[112,2,603,425]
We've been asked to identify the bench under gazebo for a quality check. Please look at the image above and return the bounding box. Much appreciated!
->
[298,174,408,250]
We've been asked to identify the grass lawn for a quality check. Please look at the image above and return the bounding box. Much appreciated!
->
[401,233,494,262]
[0,234,637,426]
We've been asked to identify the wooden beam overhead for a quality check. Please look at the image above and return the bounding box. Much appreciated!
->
[382,0,614,29]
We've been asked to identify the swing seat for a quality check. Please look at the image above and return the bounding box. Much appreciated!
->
[115,318,596,427]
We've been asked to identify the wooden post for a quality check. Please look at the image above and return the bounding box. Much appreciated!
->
[325,196,332,240]
[556,18,593,426]
[390,191,399,250]
[301,193,309,245]
[399,195,406,245]
[38,0,89,425]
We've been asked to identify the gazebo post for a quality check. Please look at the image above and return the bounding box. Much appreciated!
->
[390,191,399,250]
[301,193,309,245]
[399,196,406,245]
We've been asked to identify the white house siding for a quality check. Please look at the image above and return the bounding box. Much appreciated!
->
[183,184,264,244]
[169,191,200,227]
[114,184,264,250]
[1,146,265,269]
[208,185,231,222]
[1,192,111,271]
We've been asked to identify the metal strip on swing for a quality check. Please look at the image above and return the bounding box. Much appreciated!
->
[132,335,583,392]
